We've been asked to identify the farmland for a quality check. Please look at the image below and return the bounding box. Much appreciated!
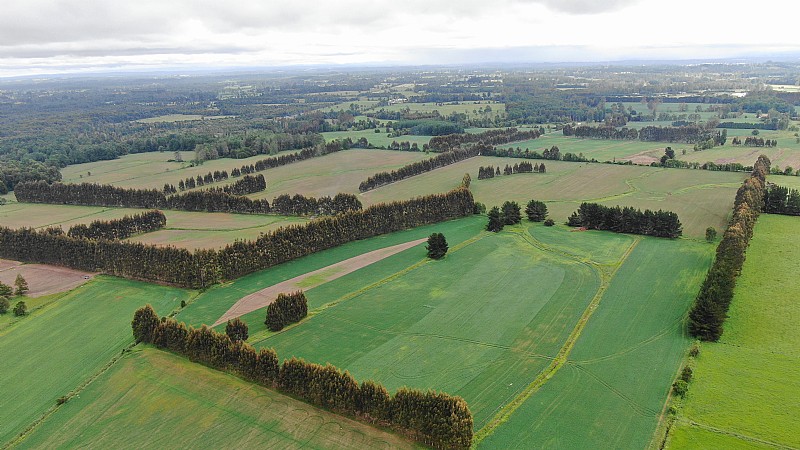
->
[0,277,190,446]
[667,214,800,449]
[19,348,419,449]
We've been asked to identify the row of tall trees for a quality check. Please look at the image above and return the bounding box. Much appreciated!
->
[265,291,308,331]
[271,193,362,216]
[562,124,640,140]
[688,155,770,341]
[1,188,474,288]
[174,170,230,193]
[731,137,777,147]
[221,174,267,196]
[358,147,482,192]
[477,161,537,179]
[481,145,587,163]
[562,124,720,144]
[567,203,683,238]
[763,184,800,215]
[236,138,361,177]
[427,128,541,152]
[67,210,166,240]
[132,306,473,449]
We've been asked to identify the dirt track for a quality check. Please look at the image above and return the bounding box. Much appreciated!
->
[0,259,95,297]
[212,238,428,326]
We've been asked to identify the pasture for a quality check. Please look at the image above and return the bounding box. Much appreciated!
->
[668,214,800,449]
[19,348,419,449]
[0,276,190,446]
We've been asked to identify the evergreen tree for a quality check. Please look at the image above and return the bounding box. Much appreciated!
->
[705,227,717,242]
[225,317,249,342]
[501,201,522,225]
[426,233,449,259]
[13,301,27,316]
[486,207,504,232]
[525,200,548,222]
[13,274,28,296]
[131,304,161,343]
[0,297,9,314]
[0,282,12,299]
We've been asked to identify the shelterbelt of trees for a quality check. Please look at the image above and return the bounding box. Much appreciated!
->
[14,180,361,217]
[427,127,541,152]
[67,210,166,241]
[566,203,683,238]
[132,306,473,450]
[358,146,484,192]
[763,184,800,215]
[562,124,723,144]
[688,155,770,341]
[0,187,474,288]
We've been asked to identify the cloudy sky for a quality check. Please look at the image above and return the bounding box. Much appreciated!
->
[2,0,799,77]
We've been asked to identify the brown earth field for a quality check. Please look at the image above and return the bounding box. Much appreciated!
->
[0,260,94,297]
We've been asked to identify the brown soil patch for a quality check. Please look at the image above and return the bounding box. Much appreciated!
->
[212,238,428,326]
[622,150,660,166]
[0,259,95,297]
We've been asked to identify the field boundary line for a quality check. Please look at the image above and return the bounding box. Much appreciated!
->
[249,233,488,344]
[472,235,641,446]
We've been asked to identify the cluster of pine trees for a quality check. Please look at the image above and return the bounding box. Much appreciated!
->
[174,170,230,193]
[427,128,541,152]
[221,174,267,196]
[132,306,473,450]
[563,124,719,144]
[358,147,482,192]
[763,184,800,215]
[688,155,770,341]
[67,210,166,240]
[1,188,474,288]
[731,137,777,147]
[271,193,361,216]
[265,291,308,331]
[486,201,522,232]
[567,203,682,238]
[477,161,539,180]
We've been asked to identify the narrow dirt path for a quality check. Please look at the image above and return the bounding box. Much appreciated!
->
[212,238,428,326]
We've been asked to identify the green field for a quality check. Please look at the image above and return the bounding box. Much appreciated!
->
[322,129,434,148]
[19,348,419,449]
[480,237,712,449]
[360,157,745,238]
[668,214,800,449]
[0,277,190,446]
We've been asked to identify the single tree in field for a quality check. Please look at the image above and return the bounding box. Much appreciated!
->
[486,207,504,232]
[461,173,471,188]
[14,274,28,296]
[426,233,449,260]
[0,297,9,314]
[501,201,522,225]
[525,200,548,222]
[0,282,12,299]
[13,301,27,317]
[705,227,717,242]
[226,317,249,342]
[544,218,555,227]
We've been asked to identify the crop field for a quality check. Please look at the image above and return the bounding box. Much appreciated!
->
[359,157,745,237]
[0,203,305,250]
[0,276,190,446]
[19,348,419,449]
[480,237,712,449]
[668,215,800,449]
[0,259,93,297]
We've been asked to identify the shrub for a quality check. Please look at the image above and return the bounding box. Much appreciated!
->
[544,218,555,227]
[13,301,27,316]
[426,233,448,260]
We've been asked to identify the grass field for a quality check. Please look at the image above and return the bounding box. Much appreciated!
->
[0,276,190,446]
[359,157,745,238]
[19,348,420,449]
[480,237,712,449]
[322,129,433,148]
[668,214,800,449]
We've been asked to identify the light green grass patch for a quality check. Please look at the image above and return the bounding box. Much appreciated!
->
[0,277,191,446]
[19,348,420,449]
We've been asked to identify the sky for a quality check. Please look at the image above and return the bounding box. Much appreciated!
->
[2,0,800,77]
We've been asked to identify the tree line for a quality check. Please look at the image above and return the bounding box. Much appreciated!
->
[132,306,473,449]
[477,161,539,180]
[688,154,770,341]
[270,193,362,216]
[562,124,721,144]
[1,187,474,288]
[173,170,230,193]
[763,184,800,215]
[730,137,777,147]
[266,291,308,331]
[481,145,590,163]
[358,147,483,192]
[427,128,541,152]
[566,203,683,238]
[67,210,166,240]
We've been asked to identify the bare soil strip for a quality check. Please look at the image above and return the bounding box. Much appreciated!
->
[212,238,428,326]
[0,259,95,297]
